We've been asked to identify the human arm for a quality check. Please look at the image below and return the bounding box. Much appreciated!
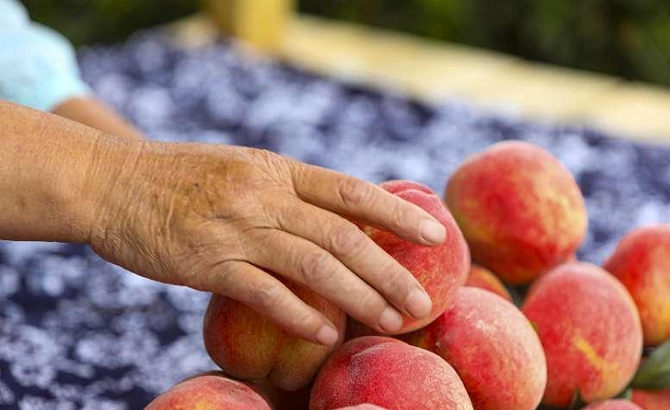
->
[52,96,144,141]
[0,100,444,345]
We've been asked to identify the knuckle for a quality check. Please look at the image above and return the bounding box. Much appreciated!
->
[337,178,372,209]
[299,251,333,284]
[329,222,364,255]
[391,202,415,230]
[357,292,386,319]
[251,282,284,313]
[287,308,320,332]
[381,264,412,297]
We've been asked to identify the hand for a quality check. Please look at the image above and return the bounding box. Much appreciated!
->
[87,140,446,345]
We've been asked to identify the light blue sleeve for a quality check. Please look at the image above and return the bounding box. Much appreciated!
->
[0,0,91,111]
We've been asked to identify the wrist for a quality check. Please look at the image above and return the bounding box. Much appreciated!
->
[0,101,143,244]
[30,132,145,244]
[77,133,147,246]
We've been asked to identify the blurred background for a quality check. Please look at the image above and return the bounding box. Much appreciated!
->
[21,0,670,87]
[3,2,670,408]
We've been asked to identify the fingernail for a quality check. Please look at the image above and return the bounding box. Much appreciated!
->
[315,325,339,346]
[378,307,404,333]
[405,289,433,319]
[420,220,446,244]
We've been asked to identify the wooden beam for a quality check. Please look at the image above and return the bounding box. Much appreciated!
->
[166,13,670,143]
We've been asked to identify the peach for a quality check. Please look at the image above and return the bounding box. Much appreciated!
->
[604,224,670,346]
[582,399,644,410]
[310,336,473,410]
[353,179,470,334]
[403,287,546,410]
[522,262,643,407]
[203,279,347,391]
[465,264,513,302]
[379,179,435,195]
[445,141,587,284]
[335,406,388,410]
[632,388,670,410]
[144,374,272,410]
[180,371,277,405]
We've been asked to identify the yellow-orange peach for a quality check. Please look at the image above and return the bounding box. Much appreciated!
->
[445,141,587,284]
[203,279,346,391]
[144,374,272,410]
[604,224,670,346]
[403,287,546,410]
[522,262,643,407]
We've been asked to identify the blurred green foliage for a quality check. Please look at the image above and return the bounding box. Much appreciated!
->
[19,0,670,86]
[302,0,670,87]
[20,0,197,46]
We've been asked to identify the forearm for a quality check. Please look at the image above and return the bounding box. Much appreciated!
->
[52,96,144,141]
[0,100,135,243]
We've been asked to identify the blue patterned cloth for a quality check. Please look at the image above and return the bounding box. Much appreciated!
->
[0,0,90,111]
[1,30,670,409]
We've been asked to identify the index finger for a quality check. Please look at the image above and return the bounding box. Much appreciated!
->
[290,164,446,245]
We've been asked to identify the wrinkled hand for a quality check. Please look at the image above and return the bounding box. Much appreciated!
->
[87,141,445,345]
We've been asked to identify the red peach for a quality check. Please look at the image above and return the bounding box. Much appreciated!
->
[353,180,470,334]
[310,336,473,410]
[144,374,272,410]
[522,262,643,407]
[203,279,346,391]
[632,388,670,410]
[604,224,670,346]
[465,264,513,302]
[582,399,644,410]
[445,141,587,284]
[379,179,434,195]
[334,406,389,410]
[403,287,546,410]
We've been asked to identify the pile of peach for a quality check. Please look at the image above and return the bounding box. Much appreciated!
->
[145,141,670,410]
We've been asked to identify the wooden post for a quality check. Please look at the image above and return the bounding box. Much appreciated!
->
[203,0,295,53]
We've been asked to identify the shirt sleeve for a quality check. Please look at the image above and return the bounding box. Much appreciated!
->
[0,0,91,112]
